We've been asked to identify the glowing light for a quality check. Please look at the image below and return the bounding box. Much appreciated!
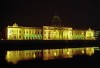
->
[54,52,57,56]
[82,50,84,54]
[33,54,36,58]
[67,52,69,54]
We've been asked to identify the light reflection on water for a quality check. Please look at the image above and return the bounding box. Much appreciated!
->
[5,47,99,64]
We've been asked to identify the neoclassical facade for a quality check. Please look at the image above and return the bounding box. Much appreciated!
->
[43,26,73,40]
[7,23,42,40]
[6,23,95,40]
[6,14,95,40]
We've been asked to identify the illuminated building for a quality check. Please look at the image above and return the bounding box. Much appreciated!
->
[86,28,95,40]
[7,23,42,40]
[6,14,95,40]
[43,26,73,40]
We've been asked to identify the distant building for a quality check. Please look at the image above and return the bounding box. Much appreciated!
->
[43,26,73,40]
[6,23,42,40]
[6,14,95,40]
[6,23,95,40]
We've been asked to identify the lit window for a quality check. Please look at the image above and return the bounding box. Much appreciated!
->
[54,52,56,56]
[9,30,13,33]
[34,31,35,34]
[33,54,36,58]
[82,33,84,34]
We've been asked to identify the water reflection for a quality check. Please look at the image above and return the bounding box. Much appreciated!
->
[5,50,42,64]
[5,47,99,64]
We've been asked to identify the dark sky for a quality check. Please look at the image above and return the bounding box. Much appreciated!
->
[0,0,100,30]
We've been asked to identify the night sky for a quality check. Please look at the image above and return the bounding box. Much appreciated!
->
[0,0,100,30]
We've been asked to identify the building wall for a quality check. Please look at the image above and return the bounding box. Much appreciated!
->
[72,30,85,40]
[43,26,73,40]
[23,27,42,40]
[86,28,95,40]
[7,27,23,40]
[6,23,95,40]
[7,23,42,40]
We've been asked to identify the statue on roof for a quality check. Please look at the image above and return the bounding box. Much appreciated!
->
[13,23,18,27]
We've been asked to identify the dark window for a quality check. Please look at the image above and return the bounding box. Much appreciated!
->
[37,31,38,34]
[33,31,34,34]
[26,53,28,55]
[14,36,16,39]
[19,35,21,38]
[44,27,46,29]
[40,32,42,34]
[35,31,37,34]
[48,50,50,53]
[29,52,31,55]
[26,31,28,34]
[44,36,46,38]
[29,31,31,34]
[19,31,21,33]
[44,52,46,54]
[9,35,11,38]
[48,31,50,34]
[19,53,21,56]
[48,36,50,39]
[44,31,46,34]
[17,30,18,33]
[26,37,28,40]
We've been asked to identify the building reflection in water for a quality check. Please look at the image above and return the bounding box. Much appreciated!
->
[5,47,99,64]
[5,50,42,64]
